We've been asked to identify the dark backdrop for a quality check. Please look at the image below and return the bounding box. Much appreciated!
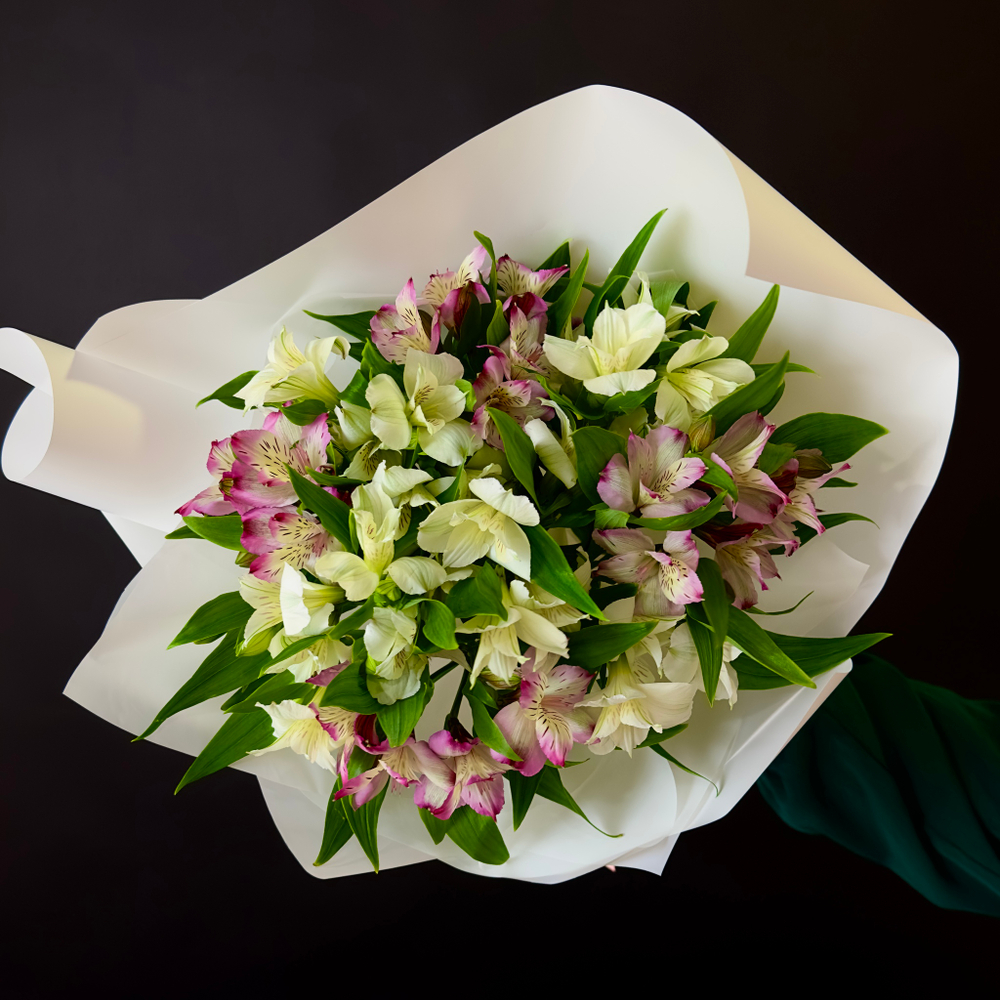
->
[1,2,996,993]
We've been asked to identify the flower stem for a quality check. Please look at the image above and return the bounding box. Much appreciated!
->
[448,669,469,722]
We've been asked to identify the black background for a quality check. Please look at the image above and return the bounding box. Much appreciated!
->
[1,2,996,994]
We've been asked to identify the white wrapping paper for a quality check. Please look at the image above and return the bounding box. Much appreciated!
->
[0,86,957,882]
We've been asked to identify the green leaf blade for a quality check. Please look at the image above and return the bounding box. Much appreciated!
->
[523,525,604,620]
[168,592,253,649]
[175,709,275,793]
[722,285,779,363]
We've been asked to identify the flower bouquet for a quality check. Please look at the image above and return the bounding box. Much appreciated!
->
[0,87,957,881]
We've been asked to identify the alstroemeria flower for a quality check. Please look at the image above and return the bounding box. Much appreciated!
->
[523,399,577,487]
[581,658,697,756]
[332,401,374,451]
[501,304,551,378]
[227,410,331,514]
[597,425,709,519]
[594,528,703,617]
[659,621,740,705]
[415,728,511,821]
[456,570,589,685]
[337,728,452,808]
[543,301,665,396]
[709,411,787,524]
[371,278,438,362]
[176,437,238,516]
[496,255,568,320]
[769,450,852,545]
[361,606,427,704]
[264,629,352,683]
[239,567,343,648]
[365,350,479,467]
[422,246,491,341]
[370,462,438,539]
[366,649,428,705]
[470,347,552,450]
[240,506,333,581]
[493,652,595,773]
[654,335,754,430]
[621,271,698,332]
[418,476,540,580]
[712,532,783,609]
[342,438,402,482]
[236,327,348,410]
[250,700,357,774]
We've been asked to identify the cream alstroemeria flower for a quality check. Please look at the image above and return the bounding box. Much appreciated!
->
[240,567,342,648]
[265,630,352,683]
[251,700,355,773]
[523,400,577,487]
[371,463,438,539]
[622,271,699,332]
[365,350,480,466]
[581,657,697,756]
[659,621,740,705]
[654,335,754,430]
[237,327,348,409]
[456,570,590,684]
[332,401,374,451]
[417,477,540,580]
[542,301,665,396]
[364,606,426,704]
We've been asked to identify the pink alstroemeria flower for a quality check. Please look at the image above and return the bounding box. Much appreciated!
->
[493,652,595,775]
[598,426,710,519]
[594,528,703,617]
[176,437,238,516]
[227,410,331,514]
[500,304,551,379]
[335,716,452,809]
[709,412,787,525]
[767,450,852,550]
[496,255,568,320]
[414,728,511,821]
[713,531,785,609]
[422,246,491,342]
[471,347,552,450]
[240,506,333,581]
[370,278,438,363]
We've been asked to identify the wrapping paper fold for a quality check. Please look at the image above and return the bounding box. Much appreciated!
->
[0,86,957,882]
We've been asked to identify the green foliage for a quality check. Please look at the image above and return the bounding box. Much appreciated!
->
[280,398,330,426]
[649,743,719,794]
[523,525,604,619]
[196,371,257,409]
[474,230,498,301]
[565,621,658,671]
[341,749,389,872]
[572,426,626,502]
[321,658,381,714]
[286,466,355,551]
[547,250,589,339]
[302,309,376,341]
[721,285,779,363]
[734,630,890,689]
[469,697,521,761]
[536,766,620,837]
[420,806,510,865]
[769,412,889,463]
[707,351,789,435]
[421,599,457,651]
[179,513,244,551]
[689,559,730,705]
[795,511,877,547]
[724,607,816,688]
[314,779,354,866]
[266,599,373,671]
[377,670,434,746]
[174,709,275,793]
[628,490,727,530]
[488,407,538,502]
[168,592,253,649]
[446,564,507,620]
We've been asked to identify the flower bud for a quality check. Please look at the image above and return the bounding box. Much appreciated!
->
[688,414,716,452]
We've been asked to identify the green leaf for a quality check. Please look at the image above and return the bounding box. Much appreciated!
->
[164,525,200,540]
[591,582,638,609]
[690,559,730,704]
[724,607,816,688]
[421,600,457,651]
[636,723,688,747]
[582,275,630,331]
[795,511,877,547]
[473,230,497,302]
[593,505,630,530]
[734,631,891,689]
[377,671,434,747]
[751,361,815,376]
[600,377,661,415]
[469,697,521,761]
[168,592,253,649]
[487,407,538,502]
[572,426,626,503]
[722,285,779,363]
[506,770,541,830]
[628,490,727,530]
[691,299,716,328]
[181,513,245,551]
[174,709,275,793]
[419,808,449,844]
[361,340,403,386]
[266,599,373,671]
[537,766,621,837]
[339,369,369,406]
[565,621,657,671]
[280,398,330,426]
[446,564,507,621]
[769,412,889,463]
[650,279,690,317]
[698,457,738,499]
[757,441,797,476]
[547,250,589,339]
[196,371,257,409]
[225,670,312,712]
[302,309,376,341]
[824,477,857,488]
[523,525,604,620]
[484,300,509,347]
[707,351,789,435]
[583,209,667,330]
[314,779,355,866]
[536,240,571,271]
[746,591,814,616]
[437,805,510,865]
[286,466,354,551]
[649,743,719,794]
[137,631,268,740]
[341,770,388,872]
[321,658,381,713]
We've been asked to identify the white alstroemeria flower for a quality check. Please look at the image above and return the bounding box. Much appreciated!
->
[582,657,697,756]
[237,327,348,409]
[659,621,740,705]
[621,271,699,332]
[240,568,342,647]
[332,401,373,451]
[365,350,480,466]
[251,700,355,773]
[654,335,754,430]
[343,438,402,482]
[417,477,540,580]
[364,608,425,704]
[265,630,352,683]
[457,571,590,684]
[523,400,577,487]
[371,463,438,539]
[543,301,665,396]
[603,595,683,673]
[387,557,472,595]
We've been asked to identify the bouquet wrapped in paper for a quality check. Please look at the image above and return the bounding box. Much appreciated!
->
[0,87,956,882]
